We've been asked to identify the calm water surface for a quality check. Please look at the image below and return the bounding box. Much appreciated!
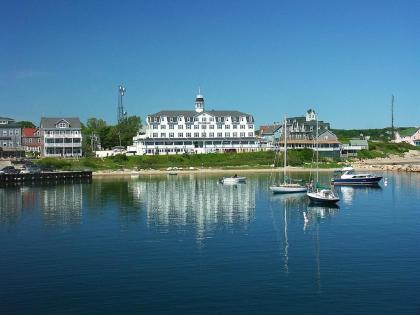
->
[1,172,420,314]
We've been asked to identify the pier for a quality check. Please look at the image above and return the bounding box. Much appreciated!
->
[0,171,92,185]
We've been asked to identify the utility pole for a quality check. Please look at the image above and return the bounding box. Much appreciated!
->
[391,95,395,140]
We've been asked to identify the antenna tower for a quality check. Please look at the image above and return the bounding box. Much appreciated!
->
[118,85,127,123]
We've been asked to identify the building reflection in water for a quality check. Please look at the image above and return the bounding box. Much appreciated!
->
[40,183,83,225]
[129,175,256,241]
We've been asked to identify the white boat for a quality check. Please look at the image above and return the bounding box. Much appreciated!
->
[307,189,340,204]
[306,116,339,204]
[219,176,246,184]
[270,116,307,194]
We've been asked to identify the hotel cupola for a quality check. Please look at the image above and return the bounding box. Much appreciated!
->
[194,88,205,113]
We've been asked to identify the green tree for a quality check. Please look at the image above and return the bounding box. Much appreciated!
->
[116,115,142,147]
[17,121,36,128]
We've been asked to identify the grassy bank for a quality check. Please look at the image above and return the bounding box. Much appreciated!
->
[357,141,417,159]
[36,149,317,171]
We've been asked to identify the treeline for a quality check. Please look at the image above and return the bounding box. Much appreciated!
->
[332,127,416,143]
[81,116,142,156]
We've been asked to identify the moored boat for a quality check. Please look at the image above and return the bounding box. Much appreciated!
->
[219,175,246,184]
[269,116,307,194]
[331,167,382,186]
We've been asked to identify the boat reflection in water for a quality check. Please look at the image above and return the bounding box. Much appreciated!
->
[129,175,257,242]
[338,185,382,205]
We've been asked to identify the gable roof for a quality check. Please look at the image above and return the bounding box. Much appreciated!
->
[0,117,14,121]
[349,139,368,146]
[40,117,81,129]
[260,124,281,135]
[149,109,252,118]
[398,127,418,137]
[22,128,38,137]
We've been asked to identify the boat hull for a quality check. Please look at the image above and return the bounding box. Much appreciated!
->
[332,176,382,186]
[307,192,340,204]
[269,185,307,194]
[220,177,246,184]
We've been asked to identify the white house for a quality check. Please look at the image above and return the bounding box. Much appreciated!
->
[394,128,420,147]
[40,117,82,157]
[128,90,259,155]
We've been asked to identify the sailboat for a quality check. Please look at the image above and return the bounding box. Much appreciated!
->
[306,117,340,204]
[269,117,307,194]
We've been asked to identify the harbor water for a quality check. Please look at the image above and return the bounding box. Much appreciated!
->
[0,172,419,314]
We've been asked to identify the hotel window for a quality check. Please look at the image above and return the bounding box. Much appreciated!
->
[202,117,206,122]
[178,133,183,138]
[209,132,214,137]
[217,132,222,137]
[202,125,206,129]
[161,133,166,137]
[194,117,198,122]
[169,125,174,129]
[233,125,237,129]
[240,125,245,129]
[201,132,206,137]
[187,117,191,122]
[153,133,158,137]
[225,132,230,137]
[15,129,19,134]
[169,133,174,138]
[186,125,191,129]
[186,133,191,137]
[210,117,214,122]
[178,117,182,121]
[161,125,166,129]
[248,124,253,129]
[178,125,183,129]
[209,125,214,129]
[152,125,158,129]
[161,117,165,122]
[194,125,199,129]
[240,132,245,137]
[58,122,67,128]
[225,125,230,129]
[194,132,199,137]
[241,117,245,121]
[248,132,253,137]
[233,132,237,137]
[217,124,222,129]
[170,117,173,122]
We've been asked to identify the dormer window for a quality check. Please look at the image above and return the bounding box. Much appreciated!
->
[58,122,67,128]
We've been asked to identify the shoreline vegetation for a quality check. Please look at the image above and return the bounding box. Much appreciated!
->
[33,142,420,175]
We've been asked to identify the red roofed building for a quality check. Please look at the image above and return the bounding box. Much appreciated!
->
[22,127,42,153]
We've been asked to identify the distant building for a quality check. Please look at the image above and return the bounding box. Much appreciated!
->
[0,117,22,149]
[278,110,340,157]
[258,124,282,149]
[128,90,258,155]
[341,139,369,158]
[22,128,42,153]
[394,128,420,147]
[40,117,82,157]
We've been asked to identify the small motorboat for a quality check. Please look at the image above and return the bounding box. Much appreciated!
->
[331,167,382,186]
[219,175,246,184]
[307,188,340,205]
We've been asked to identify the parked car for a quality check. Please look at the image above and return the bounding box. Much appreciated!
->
[21,165,42,174]
[0,166,20,174]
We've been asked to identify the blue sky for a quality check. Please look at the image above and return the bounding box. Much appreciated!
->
[1,0,419,128]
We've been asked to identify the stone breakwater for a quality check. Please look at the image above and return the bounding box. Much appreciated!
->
[353,163,420,172]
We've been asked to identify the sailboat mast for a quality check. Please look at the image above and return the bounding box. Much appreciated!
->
[284,117,287,182]
[316,118,319,183]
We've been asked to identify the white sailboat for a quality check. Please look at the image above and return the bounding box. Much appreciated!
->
[306,117,339,204]
[269,117,307,194]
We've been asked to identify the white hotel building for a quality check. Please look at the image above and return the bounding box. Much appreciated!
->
[128,91,258,155]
